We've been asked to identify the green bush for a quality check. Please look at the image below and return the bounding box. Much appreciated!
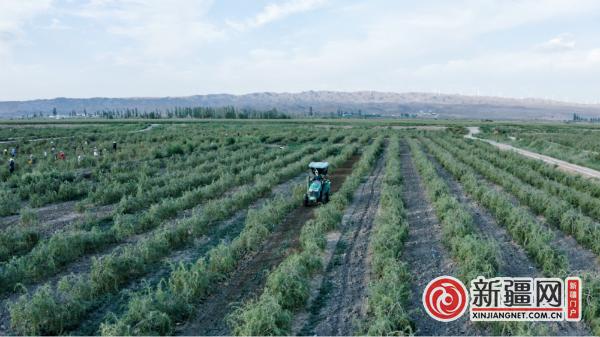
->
[0,188,19,216]
[409,138,498,281]
[425,136,569,277]
[228,136,384,335]
[361,135,413,335]
[228,293,292,336]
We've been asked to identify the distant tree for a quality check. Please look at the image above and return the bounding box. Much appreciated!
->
[52,107,57,117]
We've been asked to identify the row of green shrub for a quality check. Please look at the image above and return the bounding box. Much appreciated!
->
[228,136,385,336]
[0,129,356,286]
[0,141,326,295]
[99,189,303,335]
[454,136,600,227]
[2,125,315,210]
[86,138,270,206]
[423,137,568,276]
[360,135,413,335]
[437,136,600,258]
[1,126,217,211]
[85,132,287,205]
[0,143,290,267]
[580,273,600,335]
[408,138,498,281]
[115,145,277,213]
[0,142,284,256]
[0,187,20,216]
[7,141,358,336]
[423,136,573,335]
[99,144,359,335]
[464,134,600,198]
[110,143,324,238]
[0,227,39,263]
[506,131,600,171]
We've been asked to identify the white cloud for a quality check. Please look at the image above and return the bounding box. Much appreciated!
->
[535,34,576,53]
[227,0,327,30]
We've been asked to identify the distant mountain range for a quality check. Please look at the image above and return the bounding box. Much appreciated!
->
[1,91,600,120]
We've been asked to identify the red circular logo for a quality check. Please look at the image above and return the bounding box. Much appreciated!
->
[422,276,469,322]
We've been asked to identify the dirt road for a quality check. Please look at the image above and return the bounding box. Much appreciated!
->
[130,124,159,133]
[466,127,600,180]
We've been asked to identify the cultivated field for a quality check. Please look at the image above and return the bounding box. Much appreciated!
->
[1,120,600,336]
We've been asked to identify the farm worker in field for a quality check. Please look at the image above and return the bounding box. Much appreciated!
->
[77,155,83,164]
[58,151,66,160]
[3,149,7,156]
[8,158,15,174]
[112,141,117,152]
[10,148,16,157]
[28,154,34,165]
[93,147,98,157]
[43,151,47,158]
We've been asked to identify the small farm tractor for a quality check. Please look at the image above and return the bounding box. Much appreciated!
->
[304,162,331,206]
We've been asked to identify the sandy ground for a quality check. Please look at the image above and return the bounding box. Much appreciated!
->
[466,127,600,180]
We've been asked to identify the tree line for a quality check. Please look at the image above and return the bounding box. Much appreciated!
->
[27,106,290,120]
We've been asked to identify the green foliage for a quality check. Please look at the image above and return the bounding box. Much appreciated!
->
[0,188,19,216]
[228,293,292,336]
[424,136,569,276]
[97,139,363,336]
[228,136,384,335]
[447,136,600,255]
[408,138,498,281]
[361,135,413,336]
[19,207,38,226]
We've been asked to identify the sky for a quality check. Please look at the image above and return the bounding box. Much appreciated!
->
[1,0,600,102]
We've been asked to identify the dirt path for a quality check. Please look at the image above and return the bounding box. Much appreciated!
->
[399,139,483,336]
[176,155,360,336]
[466,127,600,180]
[0,200,80,229]
[0,200,113,236]
[296,150,385,336]
[130,123,159,133]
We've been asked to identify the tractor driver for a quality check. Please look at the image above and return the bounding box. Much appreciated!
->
[312,168,322,181]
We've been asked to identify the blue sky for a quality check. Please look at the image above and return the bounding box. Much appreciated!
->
[1,0,600,102]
